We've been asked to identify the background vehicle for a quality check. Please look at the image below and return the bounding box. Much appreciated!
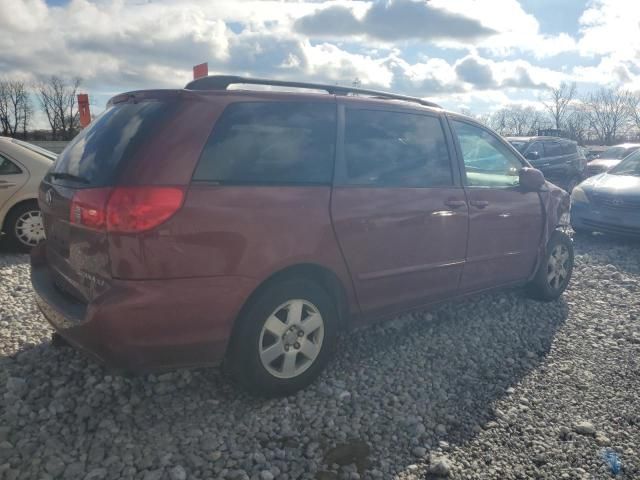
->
[31,76,573,396]
[572,149,640,237]
[585,143,640,177]
[0,137,55,250]
[507,136,584,192]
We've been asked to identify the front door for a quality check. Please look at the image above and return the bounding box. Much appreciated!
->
[449,118,544,292]
[331,106,468,317]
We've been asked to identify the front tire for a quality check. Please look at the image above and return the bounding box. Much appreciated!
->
[528,230,574,301]
[226,278,338,397]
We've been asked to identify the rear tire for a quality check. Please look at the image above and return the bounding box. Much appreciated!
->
[226,278,338,397]
[528,230,574,301]
[4,201,45,252]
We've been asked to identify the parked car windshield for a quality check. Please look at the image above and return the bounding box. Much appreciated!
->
[601,146,635,159]
[609,150,640,176]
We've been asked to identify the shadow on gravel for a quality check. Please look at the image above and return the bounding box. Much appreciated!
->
[1,279,570,478]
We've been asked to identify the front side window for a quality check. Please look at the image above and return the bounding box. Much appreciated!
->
[452,120,523,188]
[0,154,21,175]
[343,109,452,187]
[524,141,544,157]
[193,102,336,184]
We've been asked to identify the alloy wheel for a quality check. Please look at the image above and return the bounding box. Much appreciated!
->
[547,244,570,290]
[14,210,45,247]
[258,299,325,379]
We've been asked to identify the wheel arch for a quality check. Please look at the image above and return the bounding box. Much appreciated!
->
[1,197,39,233]
[225,262,352,357]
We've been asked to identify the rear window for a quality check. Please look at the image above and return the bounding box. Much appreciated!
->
[343,109,452,187]
[0,154,21,174]
[51,100,178,186]
[193,102,336,184]
[561,142,577,155]
[544,142,563,157]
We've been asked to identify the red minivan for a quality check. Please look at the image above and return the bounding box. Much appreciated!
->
[31,76,573,396]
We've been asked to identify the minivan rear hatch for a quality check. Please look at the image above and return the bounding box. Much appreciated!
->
[40,94,181,303]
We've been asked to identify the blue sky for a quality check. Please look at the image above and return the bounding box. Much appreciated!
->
[2,0,639,125]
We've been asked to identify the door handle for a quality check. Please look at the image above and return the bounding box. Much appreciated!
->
[444,199,466,208]
[470,200,489,209]
[0,182,17,189]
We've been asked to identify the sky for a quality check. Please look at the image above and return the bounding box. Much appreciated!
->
[1,0,639,126]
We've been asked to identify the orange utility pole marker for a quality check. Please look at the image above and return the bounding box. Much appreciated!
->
[78,94,91,128]
[193,63,208,80]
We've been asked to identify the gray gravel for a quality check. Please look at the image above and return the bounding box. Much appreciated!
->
[0,233,639,480]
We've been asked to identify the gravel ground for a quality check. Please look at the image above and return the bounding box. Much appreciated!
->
[0,233,639,480]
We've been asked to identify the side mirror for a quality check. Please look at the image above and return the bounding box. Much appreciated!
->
[519,167,545,191]
[525,151,540,161]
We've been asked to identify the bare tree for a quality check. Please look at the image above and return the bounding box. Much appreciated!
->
[501,105,544,136]
[629,93,640,136]
[583,88,633,145]
[541,82,577,130]
[0,79,32,137]
[37,76,81,140]
[487,109,508,135]
[564,104,591,145]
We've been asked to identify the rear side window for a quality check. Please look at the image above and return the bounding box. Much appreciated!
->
[0,154,21,174]
[193,102,336,184]
[543,142,563,157]
[51,100,178,186]
[561,142,576,155]
[343,109,452,187]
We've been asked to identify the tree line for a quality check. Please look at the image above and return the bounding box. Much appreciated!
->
[468,82,640,145]
[3,76,640,145]
[0,76,81,141]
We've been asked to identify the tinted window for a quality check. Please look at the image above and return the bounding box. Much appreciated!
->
[51,100,178,186]
[509,141,528,154]
[193,102,336,184]
[343,109,452,187]
[452,120,523,187]
[561,142,577,155]
[544,142,563,157]
[0,155,21,175]
[524,141,544,156]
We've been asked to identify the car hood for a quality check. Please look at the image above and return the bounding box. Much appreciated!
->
[581,173,640,196]
[588,158,620,169]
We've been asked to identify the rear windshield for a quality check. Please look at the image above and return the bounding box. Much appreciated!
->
[50,100,177,186]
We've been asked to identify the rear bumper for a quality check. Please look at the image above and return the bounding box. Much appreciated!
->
[571,203,640,237]
[30,243,258,372]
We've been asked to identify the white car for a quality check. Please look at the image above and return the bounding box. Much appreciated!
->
[0,137,55,250]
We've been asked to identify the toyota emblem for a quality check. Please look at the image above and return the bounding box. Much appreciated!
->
[45,189,53,205]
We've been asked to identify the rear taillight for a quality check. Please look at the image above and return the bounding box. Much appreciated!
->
[70,188,110,230]
[70,187,185,233]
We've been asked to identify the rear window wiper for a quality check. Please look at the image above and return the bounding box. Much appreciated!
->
[49,172,91,184]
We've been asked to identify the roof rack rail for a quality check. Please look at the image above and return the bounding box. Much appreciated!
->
[184,75,441,109]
